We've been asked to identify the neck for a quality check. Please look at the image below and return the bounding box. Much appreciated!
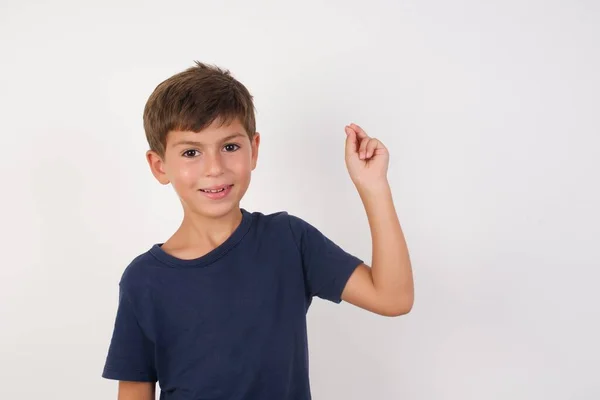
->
[182,207,242,244]
[164,207,243,258]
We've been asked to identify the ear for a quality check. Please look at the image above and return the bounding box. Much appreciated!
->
[146,150,170,185]
[251,132,260,170]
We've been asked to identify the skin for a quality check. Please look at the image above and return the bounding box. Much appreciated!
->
[120,119,414,398]
[116,381,155,400]
[146,116,260,260]
[339,123,414,317]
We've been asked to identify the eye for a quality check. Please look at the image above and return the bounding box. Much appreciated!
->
[182,149,200,158]
[223,143,240,152]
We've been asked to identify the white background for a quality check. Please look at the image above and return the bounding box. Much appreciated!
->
[1,0,599,399]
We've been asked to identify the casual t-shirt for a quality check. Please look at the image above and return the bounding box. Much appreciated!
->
[102,209,363,400]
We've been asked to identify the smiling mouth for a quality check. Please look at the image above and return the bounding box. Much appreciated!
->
[199,185,233,193]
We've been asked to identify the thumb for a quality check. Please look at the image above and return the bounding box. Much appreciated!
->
[345,126,358,157]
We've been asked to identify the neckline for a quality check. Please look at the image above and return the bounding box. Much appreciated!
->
[149,208,253,268]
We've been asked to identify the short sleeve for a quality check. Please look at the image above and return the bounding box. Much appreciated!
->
[102,285,157,382]
[288,214,363,303]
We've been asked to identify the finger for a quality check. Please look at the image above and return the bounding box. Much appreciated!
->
[358,138,370,159]
[345,125,358,156]
[350,123,369,139]
[365,138,380,159]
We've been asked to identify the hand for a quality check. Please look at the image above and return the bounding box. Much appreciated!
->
[344,123,389,189]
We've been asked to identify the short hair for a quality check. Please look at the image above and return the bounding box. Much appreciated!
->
[143,61,256,158]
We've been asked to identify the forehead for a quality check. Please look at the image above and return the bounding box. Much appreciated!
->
[166,118,248,147]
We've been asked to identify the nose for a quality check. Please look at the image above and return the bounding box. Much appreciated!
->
[204,151,224,177]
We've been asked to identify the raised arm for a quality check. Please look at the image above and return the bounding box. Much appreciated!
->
[340,123,414,316]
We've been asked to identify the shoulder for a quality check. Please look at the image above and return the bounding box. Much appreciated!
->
[244,210,328,256]
[245,209,291,234]
[118,250,158,294]
[245,209,314,238]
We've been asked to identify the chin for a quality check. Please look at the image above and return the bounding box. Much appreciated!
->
[181,181,249,219]
[191,199,241,220]
[208,204,240,219]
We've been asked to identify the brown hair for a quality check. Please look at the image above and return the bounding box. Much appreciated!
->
[143,61,257,158]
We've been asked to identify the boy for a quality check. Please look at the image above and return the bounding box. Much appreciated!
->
[102,61,414,400]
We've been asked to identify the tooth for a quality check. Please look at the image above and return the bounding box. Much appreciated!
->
[201,187,228,193]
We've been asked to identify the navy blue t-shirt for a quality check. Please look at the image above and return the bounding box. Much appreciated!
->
[102,209,363,399]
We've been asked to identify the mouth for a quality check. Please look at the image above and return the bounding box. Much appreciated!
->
[199,184,233,193]
[198,184,234,199]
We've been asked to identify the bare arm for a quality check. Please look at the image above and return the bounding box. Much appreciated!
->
[342,181,414,316]
[340,123,414,316]
[118,381,155,400]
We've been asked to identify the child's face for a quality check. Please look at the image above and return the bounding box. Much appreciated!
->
[147,117,259,219]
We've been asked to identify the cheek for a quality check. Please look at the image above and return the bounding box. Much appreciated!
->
[170,162,201,186]
[226,155,252,176]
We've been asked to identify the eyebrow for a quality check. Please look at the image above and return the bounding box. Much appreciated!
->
[172,133,246,147]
